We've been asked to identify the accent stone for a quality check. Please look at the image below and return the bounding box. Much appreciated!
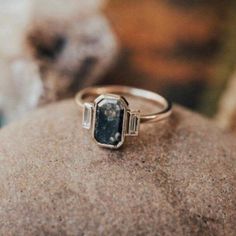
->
[82,103,93,129]
[128,111,140,136]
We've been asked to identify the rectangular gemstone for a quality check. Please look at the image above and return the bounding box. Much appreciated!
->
[82,103,93,129]
[94,97,125,147]
[127,111,140,136]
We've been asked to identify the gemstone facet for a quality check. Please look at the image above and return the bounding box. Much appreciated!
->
[93,95,127,148]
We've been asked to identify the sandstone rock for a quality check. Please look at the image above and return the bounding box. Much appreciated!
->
[0,100,235,235]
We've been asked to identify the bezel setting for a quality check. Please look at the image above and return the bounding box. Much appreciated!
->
[93,94,128,149]
[82,94,141,149]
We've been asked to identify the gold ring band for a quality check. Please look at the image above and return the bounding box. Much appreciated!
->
[75,85,172,149]
[75,85,172,123]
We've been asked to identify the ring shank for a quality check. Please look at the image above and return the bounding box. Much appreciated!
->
[75,85,172,123]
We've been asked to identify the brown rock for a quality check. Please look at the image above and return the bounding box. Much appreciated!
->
[0,100,235,235]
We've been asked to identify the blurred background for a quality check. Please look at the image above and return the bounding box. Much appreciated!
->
[1,0,236,133]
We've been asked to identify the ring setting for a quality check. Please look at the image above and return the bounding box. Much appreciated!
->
[83,94,140,149]
[76,86,172,149]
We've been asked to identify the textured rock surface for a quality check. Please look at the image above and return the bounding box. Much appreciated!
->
[0,100,235,235]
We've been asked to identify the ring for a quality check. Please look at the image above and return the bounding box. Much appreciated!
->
[75,85,172,149]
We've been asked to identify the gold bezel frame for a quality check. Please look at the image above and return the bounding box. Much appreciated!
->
[92,94,129,149]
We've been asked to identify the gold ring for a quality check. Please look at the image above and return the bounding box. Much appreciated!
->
[75,85,172,149]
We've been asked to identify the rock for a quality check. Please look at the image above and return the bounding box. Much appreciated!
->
[0,100,235,235]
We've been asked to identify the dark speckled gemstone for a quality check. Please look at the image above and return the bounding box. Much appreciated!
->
[94,97,125,147]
